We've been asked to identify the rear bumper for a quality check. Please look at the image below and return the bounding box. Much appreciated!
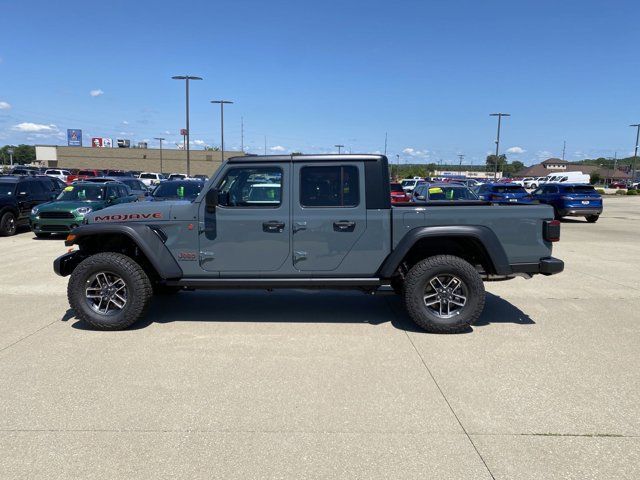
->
[558,207,602,217]
[510,257,564,276]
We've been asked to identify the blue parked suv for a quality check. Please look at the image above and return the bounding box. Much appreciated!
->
[475,183,533,204]
[531,183,603,222]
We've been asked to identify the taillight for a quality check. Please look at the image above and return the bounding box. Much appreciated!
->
[543,220,561,242]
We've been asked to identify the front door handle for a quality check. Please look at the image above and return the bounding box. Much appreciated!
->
[333,220,356,232]
[263,221,285,233]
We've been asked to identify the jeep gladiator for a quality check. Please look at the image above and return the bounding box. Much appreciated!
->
[54,154,564,332]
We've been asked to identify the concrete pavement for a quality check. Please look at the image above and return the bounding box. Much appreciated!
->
[0,196,638,479]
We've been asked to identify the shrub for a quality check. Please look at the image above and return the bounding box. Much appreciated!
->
[627,189,638,195]
[596,189,605,195]
[615,189,627,195]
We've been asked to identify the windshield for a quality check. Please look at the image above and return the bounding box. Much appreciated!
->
[492,185,527,194]
[140,173,157,179]
[426,186,478,200]
[57,185,104,201]
[0,183,17,196]
[401,180,416,187]
[153,182,203,200]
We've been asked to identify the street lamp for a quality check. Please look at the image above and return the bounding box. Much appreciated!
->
[630,124,640,184]
[7,148,14,167]
[154,137,165,174]
[490,113,510,179]
[172,75,203,176]
[211,100,233,163]
[334,144,344,154]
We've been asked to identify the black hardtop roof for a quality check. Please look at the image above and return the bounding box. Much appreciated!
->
[0,174,42,182]
[227,153,386,164]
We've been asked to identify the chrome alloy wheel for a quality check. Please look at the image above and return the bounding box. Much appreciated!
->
[85,272,128,315]
[423,275,468,318]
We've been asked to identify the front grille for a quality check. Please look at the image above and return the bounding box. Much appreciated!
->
[40,224,71,232]
[40,211,74,219]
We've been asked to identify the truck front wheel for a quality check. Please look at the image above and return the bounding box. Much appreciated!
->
[68,252,152,330]
[403,255,485,333]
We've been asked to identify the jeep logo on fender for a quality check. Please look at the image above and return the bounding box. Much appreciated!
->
[94,212,163,222]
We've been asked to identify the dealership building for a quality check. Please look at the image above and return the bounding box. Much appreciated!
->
[35,145,243,176]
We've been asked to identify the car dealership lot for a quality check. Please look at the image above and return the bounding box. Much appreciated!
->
[0,196,638,479]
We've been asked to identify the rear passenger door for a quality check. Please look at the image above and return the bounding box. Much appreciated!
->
[292,163,366,272]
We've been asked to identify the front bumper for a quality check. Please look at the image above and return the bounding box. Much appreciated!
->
[558,207,602,217]
[53,251,85,277]
[30,215,84,233]
[510,257,565,276]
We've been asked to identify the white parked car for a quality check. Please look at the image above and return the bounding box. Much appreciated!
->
[138,172,165,186]
[528,176,548,189]
[45,169,71,182]
[545,172,590,184]
[400,179,423,193]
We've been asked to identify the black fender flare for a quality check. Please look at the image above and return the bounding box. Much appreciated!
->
[377,225,512,278]
[65,223,183,279]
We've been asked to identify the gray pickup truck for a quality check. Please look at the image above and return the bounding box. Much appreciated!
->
[54,154,563,333]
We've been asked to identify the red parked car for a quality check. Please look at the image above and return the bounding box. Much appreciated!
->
[66,169,103,184]
[390,182,411,203]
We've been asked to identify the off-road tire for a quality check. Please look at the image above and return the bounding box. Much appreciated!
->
[0,211,17,236]
[68,252,152,330]
[403,255,485,333]
[586,214,599,223]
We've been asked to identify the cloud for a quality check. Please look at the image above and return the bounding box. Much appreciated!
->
[0,101,11,110]
[89,89,104,97]
[402,147,429,158]
[163,130,171,135]
[506,146,525,154]
[122,120,129,125]
[12,122,58,133]
[270,145,286,152]
[192,139,206,146]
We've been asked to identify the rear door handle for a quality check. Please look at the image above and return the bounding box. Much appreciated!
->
[263,221,285,233]
[333,220,356,232]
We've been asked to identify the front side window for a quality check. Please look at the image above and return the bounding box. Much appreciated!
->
[57,185,104,201]
[300,165,359,207]
[217,167,282,207]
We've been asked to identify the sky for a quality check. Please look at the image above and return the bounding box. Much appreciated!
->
[1,0,639,166]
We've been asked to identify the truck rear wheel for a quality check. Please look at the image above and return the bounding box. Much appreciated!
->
[68,252,152,330]
[586,214,599,223]
[403,255,485,333]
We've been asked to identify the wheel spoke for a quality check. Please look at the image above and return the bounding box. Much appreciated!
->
[425,298,440,307]
[424,274,468,318]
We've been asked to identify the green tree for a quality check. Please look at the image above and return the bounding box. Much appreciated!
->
[1,144,36,165]
[590,172,601,185]
[486,154,507,172]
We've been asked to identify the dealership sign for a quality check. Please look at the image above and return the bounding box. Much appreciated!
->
[67,129,82,146]
[91,137,113,148]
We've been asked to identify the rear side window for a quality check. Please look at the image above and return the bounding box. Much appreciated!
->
[492,185,527,194]
[564,185,596,194]
[300,165,359,207]
[27,180,47,195]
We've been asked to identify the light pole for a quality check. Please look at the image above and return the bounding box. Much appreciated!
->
[7,148,14,167]
[211,100,233,164]
[630,124,640,185]
[172,75,203,176]
[396,154,400,180]
[458,154,465,174]
[334,144,344,154]
[490,113,510,179]
[154,137,165,174]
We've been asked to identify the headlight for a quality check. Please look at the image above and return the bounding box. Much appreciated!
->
[31,206,39,215]
[74,207,93,215]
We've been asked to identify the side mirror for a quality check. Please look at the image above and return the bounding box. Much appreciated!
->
[417,195,426,200]
[206,188,219,212]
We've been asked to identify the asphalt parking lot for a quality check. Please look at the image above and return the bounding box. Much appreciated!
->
[1,196,638,479]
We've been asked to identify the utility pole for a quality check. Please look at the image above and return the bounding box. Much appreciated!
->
[172,75,203,176]
[395,154,400,180]
[562,141,566,161]
[334,144,344,154]
[264,136,267,155]
[490,113,511,180]
[211,100,233,164]
[384,132,388,156]
[154,137,165,173]
[7,148,14,167]
[241,116,244,153]
[458,154,465,174]
[630,124,640,185]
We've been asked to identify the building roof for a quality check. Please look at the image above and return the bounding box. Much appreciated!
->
[516,162,630,179]
[541,158,569,165]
